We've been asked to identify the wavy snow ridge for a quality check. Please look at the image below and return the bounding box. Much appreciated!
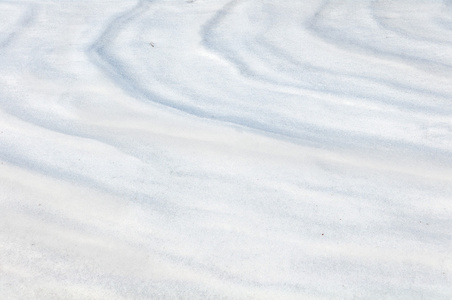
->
[1,0,451,299]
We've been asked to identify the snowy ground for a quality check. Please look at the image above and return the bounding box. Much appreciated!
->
[1,0,452,299]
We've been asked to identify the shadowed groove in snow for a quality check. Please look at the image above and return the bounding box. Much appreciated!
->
[88,0,452,168]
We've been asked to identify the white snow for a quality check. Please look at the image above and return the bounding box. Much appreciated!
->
[0,0,451,299]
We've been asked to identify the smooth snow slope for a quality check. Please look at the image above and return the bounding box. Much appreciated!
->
[1,0,452,299]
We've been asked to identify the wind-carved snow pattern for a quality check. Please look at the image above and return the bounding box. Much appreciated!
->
[0,0,451,299]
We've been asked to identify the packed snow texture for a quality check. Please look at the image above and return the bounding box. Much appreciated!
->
[1,0,452,299]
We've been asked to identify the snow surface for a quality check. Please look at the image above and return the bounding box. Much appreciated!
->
[1,0,452,299]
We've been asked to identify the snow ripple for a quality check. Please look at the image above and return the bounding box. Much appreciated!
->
[1,0,451,299]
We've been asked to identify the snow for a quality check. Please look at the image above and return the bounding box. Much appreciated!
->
[1,0,451,299]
